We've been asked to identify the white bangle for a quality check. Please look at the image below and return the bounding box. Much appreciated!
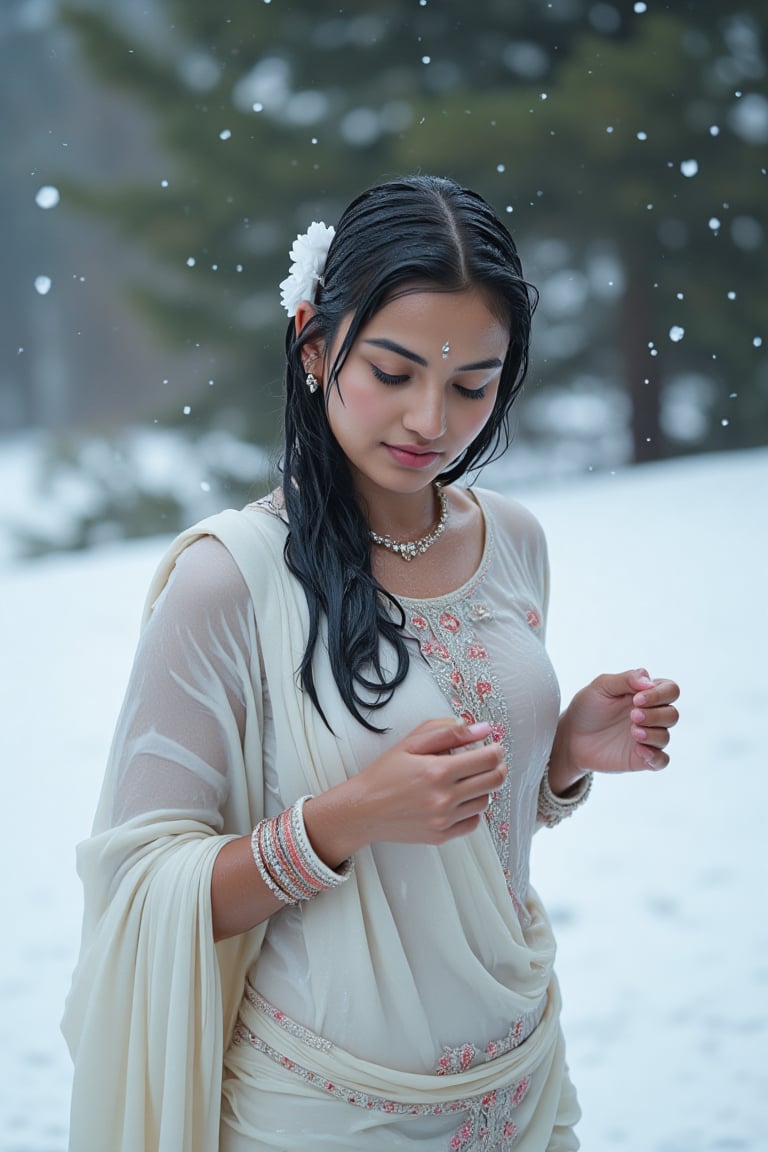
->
[291,796,355,889]
[250,796,354,906]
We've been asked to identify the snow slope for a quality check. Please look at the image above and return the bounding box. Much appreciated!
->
[2,448,766,1151]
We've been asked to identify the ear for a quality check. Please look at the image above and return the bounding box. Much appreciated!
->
[294,301,326,377]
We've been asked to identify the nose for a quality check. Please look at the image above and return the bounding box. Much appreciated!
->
[403,382,447,442]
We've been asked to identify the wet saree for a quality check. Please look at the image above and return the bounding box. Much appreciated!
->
[62,491,580,1150]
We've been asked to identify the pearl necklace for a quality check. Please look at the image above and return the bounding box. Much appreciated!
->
[369,485,448,562]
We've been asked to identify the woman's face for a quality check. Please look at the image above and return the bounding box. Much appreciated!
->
[306,287,510,503]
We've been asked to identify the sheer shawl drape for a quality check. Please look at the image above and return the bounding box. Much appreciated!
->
[63,505,575,1151]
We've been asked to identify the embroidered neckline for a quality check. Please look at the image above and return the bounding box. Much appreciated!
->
[250,487,496,608]
[248,489,288,523]
[396,491,496,610]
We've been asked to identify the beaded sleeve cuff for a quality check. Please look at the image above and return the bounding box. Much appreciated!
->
[537,767,594,829]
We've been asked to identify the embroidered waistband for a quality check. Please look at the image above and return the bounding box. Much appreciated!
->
[228,968,563,1150]
[232,1001,532,1152]
[242,983,545,1078]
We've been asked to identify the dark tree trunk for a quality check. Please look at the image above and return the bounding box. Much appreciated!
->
[621,268,664,464]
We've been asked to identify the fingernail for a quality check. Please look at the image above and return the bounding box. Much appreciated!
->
[466,721,491,738]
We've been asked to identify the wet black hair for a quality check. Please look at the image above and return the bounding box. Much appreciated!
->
[281,174,537,730]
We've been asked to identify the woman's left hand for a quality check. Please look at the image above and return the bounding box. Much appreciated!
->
[547,669,680,795]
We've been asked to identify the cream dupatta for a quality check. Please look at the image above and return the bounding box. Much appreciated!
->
[63,504,577,1151]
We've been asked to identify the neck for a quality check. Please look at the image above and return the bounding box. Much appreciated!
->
[364,483,441,542]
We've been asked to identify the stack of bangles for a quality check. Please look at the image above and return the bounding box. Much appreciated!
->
[251,795,354,904]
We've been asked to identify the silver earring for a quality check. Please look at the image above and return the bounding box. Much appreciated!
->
[306,371,320,394]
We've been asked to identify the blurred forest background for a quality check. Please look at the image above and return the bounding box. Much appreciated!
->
[2,0,766,556]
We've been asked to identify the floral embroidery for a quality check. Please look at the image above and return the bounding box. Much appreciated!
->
[439,611,462,633]
[233,1016,531,1150]
[449,1084,528,1150]
[437,1042,476,1075]
[435,1004,545,1077]
[423,641,451,660]
[525,608,541,631]
[403,594,513,887]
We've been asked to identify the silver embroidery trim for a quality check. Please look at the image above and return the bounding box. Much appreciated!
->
[232,1020,530,1149]
[244,984,333,1051]
[247,491,287,521]
[536,766,594,828]
[403,597,513,888]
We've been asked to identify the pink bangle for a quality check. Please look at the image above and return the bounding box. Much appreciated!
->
[250,796,354,905]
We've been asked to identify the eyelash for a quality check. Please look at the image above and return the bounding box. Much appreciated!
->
[371,365,408,385]
[455,384,488,401]
[370,364,487,400]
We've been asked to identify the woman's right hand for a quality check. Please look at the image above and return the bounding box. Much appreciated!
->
[303,719,507,864]
[213,719,505,941]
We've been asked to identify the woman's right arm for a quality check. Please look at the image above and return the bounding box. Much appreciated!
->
[111,537,503,942]
[212,717,506,941]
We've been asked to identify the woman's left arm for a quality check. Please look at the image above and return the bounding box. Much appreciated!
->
[547,669,680,797]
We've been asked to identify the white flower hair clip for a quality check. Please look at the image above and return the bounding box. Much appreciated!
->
[279,221,336,317]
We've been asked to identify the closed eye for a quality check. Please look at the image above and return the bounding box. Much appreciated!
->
[371,362,489,398]
[371,364,409,385]
[455,384,488,400]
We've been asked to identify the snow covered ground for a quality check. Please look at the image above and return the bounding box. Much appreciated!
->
[2,448,766,1151]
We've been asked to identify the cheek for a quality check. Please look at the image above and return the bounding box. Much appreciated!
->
[458,397,497,443]
[330,376,391,433]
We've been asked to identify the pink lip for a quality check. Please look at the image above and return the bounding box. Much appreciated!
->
[385,444,441,469]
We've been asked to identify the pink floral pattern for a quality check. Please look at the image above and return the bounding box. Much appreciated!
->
[439,611,462,633]
[234,1009,532,1151]
[448,1084,529,1150]
[525,608,541,631]
[405,597,513,884]
[435,1003,545,1078]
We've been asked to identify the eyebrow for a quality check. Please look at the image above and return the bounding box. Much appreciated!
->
[363,338,503,373]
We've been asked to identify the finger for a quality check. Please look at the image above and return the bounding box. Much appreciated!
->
[436,812,485,843]
[448,742,506,783]
[454,761,507,804]
[405,718,491,756]
[632,678,681,708]
[630,704,679,730]
[630,725,671,750]
[598,669,651,699]
[634,743,670,771]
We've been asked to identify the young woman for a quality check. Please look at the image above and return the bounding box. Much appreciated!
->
[63,175,679,1151]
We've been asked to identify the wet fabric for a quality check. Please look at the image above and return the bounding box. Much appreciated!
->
[62,489,579,1150]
